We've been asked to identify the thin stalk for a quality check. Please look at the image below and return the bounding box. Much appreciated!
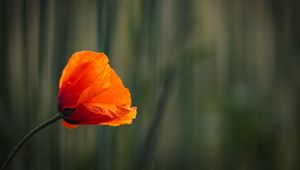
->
[1,113,63,170]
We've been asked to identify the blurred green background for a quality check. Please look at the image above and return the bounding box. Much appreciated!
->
[1,0,300,169]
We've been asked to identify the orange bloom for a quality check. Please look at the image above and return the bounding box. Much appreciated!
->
[57,51,137,128]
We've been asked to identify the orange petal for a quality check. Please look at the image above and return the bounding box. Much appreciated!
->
[83,103,132,118]
[100,107,137,126]
[59,51,108,89]
[66,103,136,125]
[79,69,131,107]
[61,119,78,129]
[58,51,111,109]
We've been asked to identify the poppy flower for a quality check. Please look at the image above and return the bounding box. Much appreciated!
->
[56,51,137,128]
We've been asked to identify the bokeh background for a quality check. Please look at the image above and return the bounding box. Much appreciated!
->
[1,0,300,169]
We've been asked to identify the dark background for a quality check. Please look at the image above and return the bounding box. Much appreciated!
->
[0,0,300,169]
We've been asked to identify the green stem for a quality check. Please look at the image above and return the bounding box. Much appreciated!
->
[1,113,63,170]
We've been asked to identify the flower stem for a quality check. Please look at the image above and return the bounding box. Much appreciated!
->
[1,113,63,170]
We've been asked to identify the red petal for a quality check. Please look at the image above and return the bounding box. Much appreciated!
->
[61,120,78,129]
